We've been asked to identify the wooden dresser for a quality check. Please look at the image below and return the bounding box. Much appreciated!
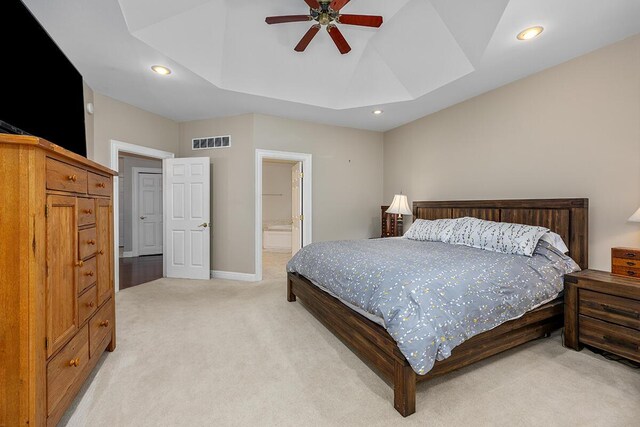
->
[0,134,116,426]
[564,270,639,363]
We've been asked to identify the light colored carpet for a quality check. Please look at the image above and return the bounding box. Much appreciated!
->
[60,272,640,426]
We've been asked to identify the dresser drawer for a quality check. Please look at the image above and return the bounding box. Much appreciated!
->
[579,289,640,329]
[90,299,114,357]
[78,286,98,325]
[78,198,96,226]
[612,265,640,279]
[47,326,89,415]
[46,158,87,193]
[579,315,640,363]
[78,256,97,294]
[611,248,640,261]
[78,228,97,259]
[88,172,112,197]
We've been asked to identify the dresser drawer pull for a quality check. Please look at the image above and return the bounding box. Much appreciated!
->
[602,335,638,351]
[87,239,96,245]
[85,271,94,277]
[68,358,80,367]
[627,270,636,276]
[99,249,104,255]
[97,182,106,188]
[87,301,95,308]
[99,320,110,328]
[84,209,93,214]
[602,304,640,319]
[625,253,636,258]
[75,260,84,267]
[67,175,78,182]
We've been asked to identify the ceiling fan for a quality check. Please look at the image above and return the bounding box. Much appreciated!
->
[265,0,383,55]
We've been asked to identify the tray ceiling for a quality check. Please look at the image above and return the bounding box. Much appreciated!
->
[119,0,509,109]
[21,0,640,130]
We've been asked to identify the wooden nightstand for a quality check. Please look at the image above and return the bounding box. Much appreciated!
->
[564,270,640,363]
[611,247,640,279]
[381,205,403,237]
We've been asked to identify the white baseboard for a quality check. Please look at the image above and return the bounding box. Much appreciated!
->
[121,251,134,258]
[210,270,258,282]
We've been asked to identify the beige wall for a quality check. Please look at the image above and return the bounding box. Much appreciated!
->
[90,92,179,167]
[178,115,255,274]
[384,35,640,271]
[253,114,384,243]
[263,162,293,225]
[178,114,384,274]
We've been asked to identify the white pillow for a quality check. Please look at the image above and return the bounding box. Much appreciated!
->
[539,231,570,254]
[403,218,459,242]
[448,217,549,257]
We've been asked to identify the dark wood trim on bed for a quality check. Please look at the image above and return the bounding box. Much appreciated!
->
[287,198,588,417]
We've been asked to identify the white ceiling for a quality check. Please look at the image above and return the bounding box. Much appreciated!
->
[23,0,640,131]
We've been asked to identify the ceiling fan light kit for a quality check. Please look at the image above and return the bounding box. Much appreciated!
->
[266,0,383,55]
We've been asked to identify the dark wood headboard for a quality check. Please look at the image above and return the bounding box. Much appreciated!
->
[413,199,589,269]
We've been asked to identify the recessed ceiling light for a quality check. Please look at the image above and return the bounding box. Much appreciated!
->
[151,65,172,76]
[517,26,544,41]
[372,110,384,115]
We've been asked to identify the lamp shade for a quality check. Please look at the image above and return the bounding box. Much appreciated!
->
[386,194,412,216]
[629,207,640,222]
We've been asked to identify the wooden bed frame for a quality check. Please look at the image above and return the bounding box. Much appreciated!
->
[287,198,588,416]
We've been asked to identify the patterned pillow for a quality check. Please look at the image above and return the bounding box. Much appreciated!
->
[403,218,460,242]
[448,217,549,257]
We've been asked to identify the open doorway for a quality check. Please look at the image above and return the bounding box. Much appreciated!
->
[110,140,175,292]
[118,153,163,290]
[261,159,301,279]
[255,150,312,281]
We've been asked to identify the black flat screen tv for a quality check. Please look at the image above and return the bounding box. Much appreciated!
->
[0,0,87,156]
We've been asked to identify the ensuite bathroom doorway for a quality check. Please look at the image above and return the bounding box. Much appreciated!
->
[255,149,312,281]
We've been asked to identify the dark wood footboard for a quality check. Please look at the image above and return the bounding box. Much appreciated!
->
[287,272,563,417]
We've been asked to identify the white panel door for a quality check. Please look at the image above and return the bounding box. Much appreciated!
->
[137,173,163,256]
[164,158,211,280]
[291,162,302,256]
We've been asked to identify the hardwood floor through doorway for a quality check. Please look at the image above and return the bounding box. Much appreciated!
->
[119,255,163,290]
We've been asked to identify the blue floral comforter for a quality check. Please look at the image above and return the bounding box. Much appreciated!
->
[287,238,579,375]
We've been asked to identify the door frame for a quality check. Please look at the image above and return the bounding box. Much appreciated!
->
[131,167,163,257]
[255,149,312,281]
[110,140,175,292]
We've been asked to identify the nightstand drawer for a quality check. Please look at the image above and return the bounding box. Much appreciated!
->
[579,289,640,329]
[579,315,640,363]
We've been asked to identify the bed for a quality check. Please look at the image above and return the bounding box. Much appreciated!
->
[286,198,588,416]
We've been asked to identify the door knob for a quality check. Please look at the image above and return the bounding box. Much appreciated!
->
[140,216,147,220]
[198,223,209,228]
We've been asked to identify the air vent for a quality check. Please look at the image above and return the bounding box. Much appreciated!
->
[192,135,231,150]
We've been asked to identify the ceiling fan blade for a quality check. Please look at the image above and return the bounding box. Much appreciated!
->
[338,14,383,28]
[265,15,311,25]
[295,25,321,52]
[304,0,321,9]
[327,25,351,54]
[330,0,350,11]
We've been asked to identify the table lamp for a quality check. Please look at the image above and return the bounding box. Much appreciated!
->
[386,194,412,235]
